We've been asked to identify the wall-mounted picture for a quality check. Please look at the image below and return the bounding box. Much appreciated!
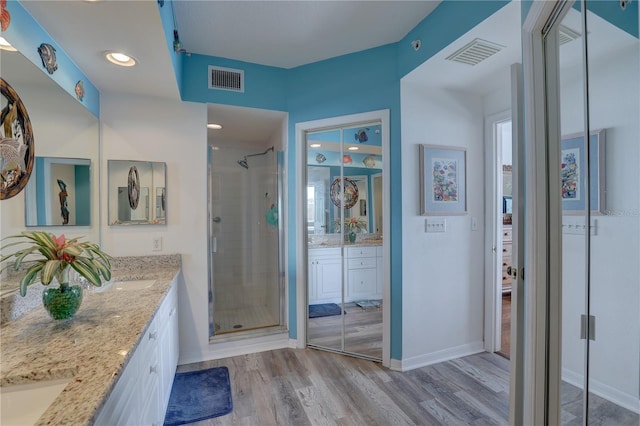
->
[419,144,467,215]
[561,129,605,214]
[1,78,35,200]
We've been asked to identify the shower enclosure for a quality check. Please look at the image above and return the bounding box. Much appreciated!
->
[207,144,285,337]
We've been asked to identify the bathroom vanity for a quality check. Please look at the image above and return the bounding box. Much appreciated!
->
[0,256,180,425]
[308,243,382,304]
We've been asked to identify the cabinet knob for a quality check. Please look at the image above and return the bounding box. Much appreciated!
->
[148,331,158,340]
[150,365,158,374]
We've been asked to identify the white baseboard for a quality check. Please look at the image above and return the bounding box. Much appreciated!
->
[393,341,485,372]
[562,368,640,414]
[178,332,292,365]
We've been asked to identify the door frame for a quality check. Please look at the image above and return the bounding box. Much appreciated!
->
[483,109,511,354]
[295,109,391,366]
[522,1,569,423]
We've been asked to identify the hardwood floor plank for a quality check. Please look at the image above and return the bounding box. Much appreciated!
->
[296,385,339,426]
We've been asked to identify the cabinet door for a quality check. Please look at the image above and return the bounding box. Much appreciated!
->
[316,257,342,301]
[348,267,378,298]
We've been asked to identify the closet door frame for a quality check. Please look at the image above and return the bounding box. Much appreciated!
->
[522,1,572,424]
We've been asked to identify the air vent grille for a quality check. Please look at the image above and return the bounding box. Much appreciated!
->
[559,25,581,45]
[445,38,505,66]
[209,66,244,92]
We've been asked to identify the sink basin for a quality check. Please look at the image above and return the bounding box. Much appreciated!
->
[94,280,156,293]
[0,378,70,425]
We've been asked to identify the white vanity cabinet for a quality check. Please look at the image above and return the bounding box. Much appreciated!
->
[308,247,342,303]
[95,282,178,426]
[345,246,381,300]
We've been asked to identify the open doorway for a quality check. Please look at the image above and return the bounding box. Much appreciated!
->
[496,119,512,359]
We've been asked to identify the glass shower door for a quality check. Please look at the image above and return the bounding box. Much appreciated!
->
[209,144,282,335]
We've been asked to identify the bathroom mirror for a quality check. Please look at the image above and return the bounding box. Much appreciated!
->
[0,45,100,294]
[24,157,91,226]
[306,147,382,236]
[108,160,166,225]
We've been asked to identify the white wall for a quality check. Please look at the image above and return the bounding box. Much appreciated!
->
[100,93,212,363]
[559,42,640,410]
[400,82,486,368]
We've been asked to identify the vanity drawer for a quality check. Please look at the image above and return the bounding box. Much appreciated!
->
[346,246,377,258]
[348,257,377,269]
[502,228,513,241]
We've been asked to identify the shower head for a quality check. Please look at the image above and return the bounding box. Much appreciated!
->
[237,147,274,169]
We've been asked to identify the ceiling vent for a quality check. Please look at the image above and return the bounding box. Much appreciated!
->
[209,66,244,92]
[445,38,505,66]
[558,25,581,45]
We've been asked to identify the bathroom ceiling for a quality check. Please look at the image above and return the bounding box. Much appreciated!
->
[18,1,535,144]
[20,0,441,100]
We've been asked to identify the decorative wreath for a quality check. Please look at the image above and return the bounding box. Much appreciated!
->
[128,166,140,209]
[1,78,35,200]
[330,177,359,209]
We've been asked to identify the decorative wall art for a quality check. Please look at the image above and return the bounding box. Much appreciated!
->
[419,144,467,215]
[37,43,58,74]
[128,165,140,209]
[75,81,85,102]
[561,129,606,214]
[1,78,34,200]
[1,0,11,31]
[330,176,359,209]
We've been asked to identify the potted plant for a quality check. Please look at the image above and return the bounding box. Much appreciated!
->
[334,217,368,243]
[0,231,112,320]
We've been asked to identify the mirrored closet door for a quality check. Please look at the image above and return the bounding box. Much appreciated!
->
[305,123,383,360]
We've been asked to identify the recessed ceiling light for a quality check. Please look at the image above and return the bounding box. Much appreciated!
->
[0,37,17,52]
[309,143,321,148]
[105,51,137,67]
[207,123,223,130]
[347,146,359,151]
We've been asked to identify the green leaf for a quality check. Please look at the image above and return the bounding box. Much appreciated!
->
[41,260,62,285]
[62,245,83,257]
[11,246,39,270]
[90,258,111,282]
[70,259,101,287]
[19,263,44,296]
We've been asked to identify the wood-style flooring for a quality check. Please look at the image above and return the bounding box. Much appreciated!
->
[498,294,511,359]
[307,302,382,359]
[176,348,511,425]
[175,347,639,426]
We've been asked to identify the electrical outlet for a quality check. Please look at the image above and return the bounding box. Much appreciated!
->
[152,237,163,252]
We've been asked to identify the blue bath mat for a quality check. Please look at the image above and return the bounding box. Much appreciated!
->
[163,366,233,425]
[309,303,345,318]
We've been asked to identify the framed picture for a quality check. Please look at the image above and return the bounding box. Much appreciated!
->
[561,129,605,214]
[419,144,467,215]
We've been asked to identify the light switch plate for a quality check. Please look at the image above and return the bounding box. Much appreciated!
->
[425,218,446,233]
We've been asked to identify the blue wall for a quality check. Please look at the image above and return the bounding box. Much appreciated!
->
[75,165,91,226]
[6,1,100,117]
[176,0,514,360]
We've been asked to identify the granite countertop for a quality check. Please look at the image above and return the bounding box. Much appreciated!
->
[308,240,383,248]
[0,255,181,425]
